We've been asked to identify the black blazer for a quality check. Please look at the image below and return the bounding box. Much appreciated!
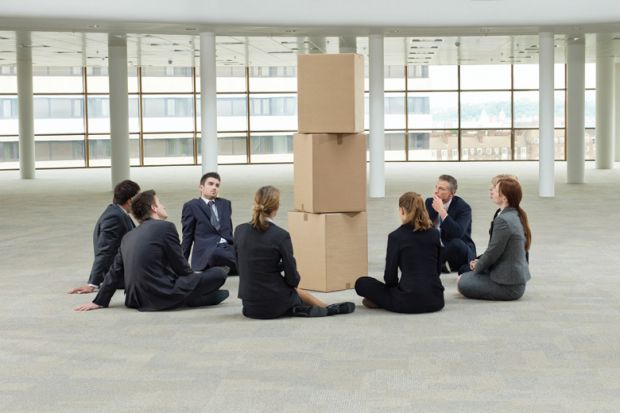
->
[88,204,134,286]
[384,225,444,296]
[94,219,201,311]
[425,195,476,257]
[234,222,300,308]
[181,197,233,270]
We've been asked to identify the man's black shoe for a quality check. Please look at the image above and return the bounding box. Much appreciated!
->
[291,305,328,317]
[326,302,356,316]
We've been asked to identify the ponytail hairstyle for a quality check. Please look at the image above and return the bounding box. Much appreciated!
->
[497,178,532,251]
[251,185,280,232]
[399,192,433,231]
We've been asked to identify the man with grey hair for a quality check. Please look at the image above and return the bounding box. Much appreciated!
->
[425,174,476,273]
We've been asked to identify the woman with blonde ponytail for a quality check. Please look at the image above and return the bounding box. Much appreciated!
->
[234,186,355,319]
[458,178,532,301]
[355,192,445,314]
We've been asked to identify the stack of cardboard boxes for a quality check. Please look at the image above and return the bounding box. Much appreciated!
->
[288,53,368,292]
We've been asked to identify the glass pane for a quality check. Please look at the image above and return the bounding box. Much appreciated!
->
[0,96,19,135]
[385,132,406,161]
[34,96,85,134]
[248,94,296,131]
[88,134,111,167]
[0,136,19,169]
[460,130,512,161]
[514,91,538,128]
[585,128,596,160]
[142,95,194,132]
[385,65,405,90]
[513,64,538,89]
[87,96,110,134]
[585,63,596,89]
[34,135,85,167]
[130,134,140,166]
[555,64,565,90]
[513,128,566,161]
[214,66,246,93]
[385,93,405,129]
[408,130,458,161]
[197,133,248,164]
[33,66,83,93]
[250,133,293,163]
[408,92,457,129]
[408,65,457,90]
[86,66,109,93]
[249,66,296,92]
[141,66,194,93]
[143,133,194,165]
[585,90,595,128]
[203,94,248,132]
[461,65,511,90]
[460,92,511,128]
[0,71,17,93]
[128,67,139,94]
[555,91,565,128]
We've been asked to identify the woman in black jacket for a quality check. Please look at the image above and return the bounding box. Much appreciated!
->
[234,185,355,319]
[355,192,444,314]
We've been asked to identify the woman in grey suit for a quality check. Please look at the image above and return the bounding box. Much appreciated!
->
[234,186,355,319]
[457,178,532,301]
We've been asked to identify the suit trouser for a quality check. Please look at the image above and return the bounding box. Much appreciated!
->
[184,267,228,307]
[207,243,237,273]
[441,239,474,271]
[355,277,444,314]
[458,271,525,301]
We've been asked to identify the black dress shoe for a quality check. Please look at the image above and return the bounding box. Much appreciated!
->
[291,305,328,317]
[326,302,356,316]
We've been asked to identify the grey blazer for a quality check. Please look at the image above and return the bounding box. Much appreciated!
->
[475,207,531,285]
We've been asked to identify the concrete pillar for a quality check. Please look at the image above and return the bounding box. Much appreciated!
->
[368,34,385,198]
[616,63,620,161]
[566,36,585,184]
[596,33,614,169]
[200,32,218,173]
[108,33,130,187]
[538,32,555,197]
[16,31,35,179]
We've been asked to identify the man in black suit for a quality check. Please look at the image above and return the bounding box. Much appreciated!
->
[68,180,140,294]
[74,190,228,312]
[425,174,476,273]
[181,172,236,274]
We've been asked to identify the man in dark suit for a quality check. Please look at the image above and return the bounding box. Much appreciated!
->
[425,174,476,273]
[74,190,229,312]
[181,172,236,274]
[68,180,140,294]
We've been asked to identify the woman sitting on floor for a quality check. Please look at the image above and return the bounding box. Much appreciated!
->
[355,192,445,314]
[234,185,355,319]
[457,178,532,301]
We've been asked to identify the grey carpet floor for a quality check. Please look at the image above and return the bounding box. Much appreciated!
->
[1,161,619,413]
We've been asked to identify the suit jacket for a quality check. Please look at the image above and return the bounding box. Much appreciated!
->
[181,197,233,270]
[425,195,476,256]
[88,203,135,286]
[475,207,531,285]
[93,219,201,311]
[384,225,444,296]
[234,222,300,308]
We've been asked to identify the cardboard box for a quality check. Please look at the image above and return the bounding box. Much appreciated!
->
[297,53,364,133]
[288,211,368,292]
[294,133,366,213]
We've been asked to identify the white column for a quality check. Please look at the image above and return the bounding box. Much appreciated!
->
[200,32,218,173]
[566,36,585,184]
[108,34,130,187]
[16,31,35,179]
[596,33,614,169]
[538,32,555,197]
[615,63,620,161]
[368,34,385,198]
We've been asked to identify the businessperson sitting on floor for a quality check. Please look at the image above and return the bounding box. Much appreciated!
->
[234,185,355,319]
[181,172,237,275]
[74,190,229,312]
[457,178,532,301]
[355,192,445,314]
[68,180,140,295]
[425,174,476,273]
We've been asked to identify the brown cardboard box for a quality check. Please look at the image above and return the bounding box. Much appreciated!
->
[297,53,364,133]
[288,211,368,292]
[294,133,366,213]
